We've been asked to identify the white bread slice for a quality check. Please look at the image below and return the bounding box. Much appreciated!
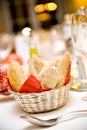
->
[47,58,59,67]
[38,64,58,88]
[56,52,71,87]
[29,54,45,76]
[7,61,29,92]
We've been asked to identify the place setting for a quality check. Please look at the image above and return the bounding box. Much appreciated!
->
[2,49,87,128]
[0,3,87,129]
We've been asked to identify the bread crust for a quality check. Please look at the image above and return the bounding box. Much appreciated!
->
[56,52,71,87]
[39,65,58,88]
[7,52,71,91]
[29,55,45,77]
[8,61,29,92]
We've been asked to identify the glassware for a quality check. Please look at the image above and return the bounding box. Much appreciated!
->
[29,30,39,57]
[0,34,13,61]
[72,7,87,57]
[71,6,87,100]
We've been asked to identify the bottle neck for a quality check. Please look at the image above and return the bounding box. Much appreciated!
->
[29,36,39,57]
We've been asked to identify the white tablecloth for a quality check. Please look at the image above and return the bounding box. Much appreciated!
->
[0,91,87,130]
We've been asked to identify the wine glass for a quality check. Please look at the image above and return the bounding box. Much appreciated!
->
[71,6,87,100]
[0,33,13,62]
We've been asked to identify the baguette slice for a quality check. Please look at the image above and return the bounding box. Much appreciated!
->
[29,54,45,77]
[38,63,58,89]
[47,58,59,67]
[56,52,71,87]
[7,61,29,92]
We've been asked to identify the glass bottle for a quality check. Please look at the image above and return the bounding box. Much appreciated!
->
[29,30,39,57]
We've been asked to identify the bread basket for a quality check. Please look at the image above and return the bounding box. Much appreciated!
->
[9,82,71,113]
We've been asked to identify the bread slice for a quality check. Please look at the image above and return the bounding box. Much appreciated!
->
[47,58,59,67]
[7,61,29,92]
[29,54,45,76]
[56,52,71,87]
[38,63,58,89]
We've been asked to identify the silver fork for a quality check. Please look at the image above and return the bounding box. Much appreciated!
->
[20,109,87,127]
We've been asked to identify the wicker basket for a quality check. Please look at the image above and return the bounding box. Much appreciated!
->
[9,82,71,113]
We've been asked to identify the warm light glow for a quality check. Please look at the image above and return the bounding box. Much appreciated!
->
[34,2,58,13]
[79,6,86,10]
[34,4,45,13]
[36,13,51,21]
[71,84,79,90]
[22,27,31,36]
[45,2,57,11]
[74,0,87,10]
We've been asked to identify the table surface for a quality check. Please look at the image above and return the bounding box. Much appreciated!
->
[0,90,87,130]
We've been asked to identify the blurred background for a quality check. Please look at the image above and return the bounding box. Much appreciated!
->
[0,0,87,33]
[0,0,87,64]
[0,0,87,87]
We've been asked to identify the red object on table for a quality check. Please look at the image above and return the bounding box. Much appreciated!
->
[19,75,41,93]
[19,75,51,93]
[1,53,23,65]
[0,64,11,95]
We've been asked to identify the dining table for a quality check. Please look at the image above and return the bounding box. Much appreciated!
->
[0,31,87,130]
[0,90,87,130]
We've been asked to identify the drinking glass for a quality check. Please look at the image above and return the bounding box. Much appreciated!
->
[0,34,13,61]
[71,6,87,100]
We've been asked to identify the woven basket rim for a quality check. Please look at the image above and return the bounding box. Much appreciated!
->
[8,81,71,95]
[8,81,71,113]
